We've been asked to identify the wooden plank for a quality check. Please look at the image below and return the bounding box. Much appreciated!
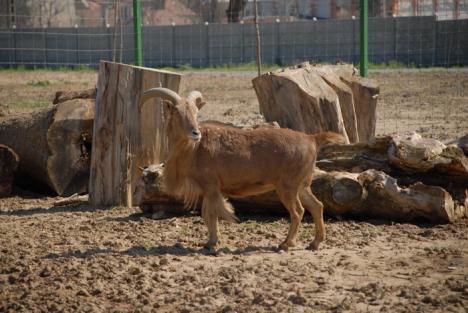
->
[89,61,181,207]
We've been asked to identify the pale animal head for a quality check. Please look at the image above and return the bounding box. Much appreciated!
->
[140,88,205,142]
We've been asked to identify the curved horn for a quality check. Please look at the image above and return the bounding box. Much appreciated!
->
[187,90,205,109]
[140,87,182,106]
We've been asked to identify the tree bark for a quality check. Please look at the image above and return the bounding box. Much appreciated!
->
[0,99,94,196]
[0,144,19,197]
[89,61,181,208]
[252,62,380,143]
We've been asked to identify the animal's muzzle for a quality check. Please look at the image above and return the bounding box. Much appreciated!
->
[190,130,202,141]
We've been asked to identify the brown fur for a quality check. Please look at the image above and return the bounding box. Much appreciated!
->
[143,89,346,251]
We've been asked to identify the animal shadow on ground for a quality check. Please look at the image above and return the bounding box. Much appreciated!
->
[0,204,99,216]
[43,243,277,260]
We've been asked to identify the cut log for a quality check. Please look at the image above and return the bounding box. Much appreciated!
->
[0,144,19,197]
[89,61,181,207]
[318,133,468,187]
[133,163,457,224]
[311,169,455,223]
[314,65,359,143]
[53,88,96,105]
[0,99,94,196]
[53,194,88,207]
[388,133,468,177]
[317,136,393,173]
[253,63,350,143]
[252,62,379,143]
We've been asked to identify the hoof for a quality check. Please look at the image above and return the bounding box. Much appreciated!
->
[203,246,218,255]
[203,241,219,250]
[277,241,295,252]
[307,241,320,251]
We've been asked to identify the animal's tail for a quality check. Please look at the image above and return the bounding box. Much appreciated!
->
[217,198,238,223]
[311,131,348,148]
[202,195,238,223]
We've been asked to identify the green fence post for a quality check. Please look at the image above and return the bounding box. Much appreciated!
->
[360,0,368,77]
[133,0,143,66]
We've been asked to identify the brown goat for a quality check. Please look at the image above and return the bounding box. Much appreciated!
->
[140,88,346,251]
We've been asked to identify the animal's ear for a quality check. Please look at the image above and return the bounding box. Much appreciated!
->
[162,100,175,113]
[196,100,206,110]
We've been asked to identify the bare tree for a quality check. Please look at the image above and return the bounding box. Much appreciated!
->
[40,0,69,27]
[227,0,247,22]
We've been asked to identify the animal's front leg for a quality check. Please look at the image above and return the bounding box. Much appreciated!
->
[201,194,221,249]
[276,188,304,251]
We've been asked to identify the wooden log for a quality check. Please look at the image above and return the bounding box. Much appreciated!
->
[0,144,19,197]
[252,62,380,143]
[0,99,94,196]
[132,164,457,223]
[314,65,359,143]
[388,133,468,177]
[446,134,468,156]
[318,134,468,188]
[317,136,393,173]
[311,170,455,223]
[335,66,379,143]
[89,61,181,207]
[53,194,88,207]
[253,63,350,143]
[53,88,96,105]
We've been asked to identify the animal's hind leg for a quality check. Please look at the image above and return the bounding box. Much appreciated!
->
[276,187,305,251]
[299,187,325,251]
[201,192,224,249]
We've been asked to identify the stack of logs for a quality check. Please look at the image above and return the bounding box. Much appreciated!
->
[135,132,467,223]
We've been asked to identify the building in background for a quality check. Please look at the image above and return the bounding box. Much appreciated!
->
[237,0,466,21]
[0,0,75,28]
[0,0,466,29]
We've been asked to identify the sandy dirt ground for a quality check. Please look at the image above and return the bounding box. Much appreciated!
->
[0,69,467,312]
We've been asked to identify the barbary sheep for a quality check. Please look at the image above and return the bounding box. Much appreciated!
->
[139,88,346,251]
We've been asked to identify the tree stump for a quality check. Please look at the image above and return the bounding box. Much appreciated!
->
[252,63,379,143]
[0,144,19,197]
[89,61,181,207]
[0,100,94,196]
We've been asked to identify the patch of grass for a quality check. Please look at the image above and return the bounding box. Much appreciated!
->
[27,80,50,87]
[161,62,282,73]
[0,65,95,72]
[10,100,50,109]
[270,221,282,229]
[244,220,259,229]
[369,61,416,69]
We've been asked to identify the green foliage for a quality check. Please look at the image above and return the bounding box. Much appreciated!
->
[0,65,95,72]
[10,100,50,109]
[161,62,282,73]
[27,80,50,87]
